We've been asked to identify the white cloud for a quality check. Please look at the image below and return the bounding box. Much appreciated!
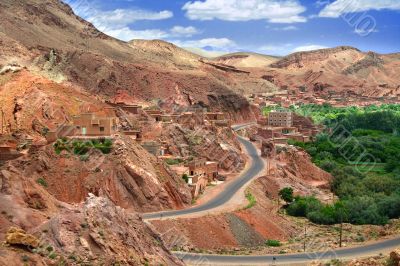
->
[182,0,307,23]
[87,9,173,29]
[66,2,174,41]
[258,43,293,55]
[172,38,237,51]
[103,26,202,41]
[292,45,328,52]
[104,27,170,41]
[170,26,200,37]
[269,25,298,31]
[319,0,400,18]
[184,47,228,58]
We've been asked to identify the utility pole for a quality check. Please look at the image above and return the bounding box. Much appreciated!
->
[339,210,343,248]
[1,108,4,135]
[303,222,307,252]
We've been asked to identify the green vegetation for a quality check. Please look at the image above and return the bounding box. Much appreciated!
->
[36,178,48,188]
[289,103,400,126]
[285,104,400,225]
[182,174,189,184]
[265,239,281,247]
[245,191,257,209]
[53,138,113,156]
[165,158,184,165]
[279,187,294,203]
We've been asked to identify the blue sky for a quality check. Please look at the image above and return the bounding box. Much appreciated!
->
[65,0,400,56]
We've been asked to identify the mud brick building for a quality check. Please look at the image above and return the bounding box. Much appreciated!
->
[268,110,293,127]
[187,159,219,197]
[72,113,118,137]
[141,141,167,156]
[145,109,163,122]
[0,145,22,162]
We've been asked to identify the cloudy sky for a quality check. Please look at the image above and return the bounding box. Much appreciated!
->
[65,0,400,56]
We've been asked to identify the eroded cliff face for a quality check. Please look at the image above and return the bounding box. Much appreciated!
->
[1,135,191,213]
[0,133,187,264]
[0,193,184,266]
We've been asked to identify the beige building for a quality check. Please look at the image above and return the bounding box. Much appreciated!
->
[268,110,293,127]
[187,159,219,198]
[72,113,118,137]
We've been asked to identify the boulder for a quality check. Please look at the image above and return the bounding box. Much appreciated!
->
[390,249,400,265]
[5,227,40,248]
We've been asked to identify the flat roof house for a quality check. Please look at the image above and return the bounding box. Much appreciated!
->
[73,113,118,137]
[187,159,219,198]
[268,110,293,127]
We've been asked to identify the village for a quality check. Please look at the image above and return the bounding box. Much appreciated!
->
[248,88,400,109]
[0,92,327,200]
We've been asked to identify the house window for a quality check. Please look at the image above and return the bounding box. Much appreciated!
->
[100,127,105,132]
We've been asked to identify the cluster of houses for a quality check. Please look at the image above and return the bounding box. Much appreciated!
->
[41,101,229,198]
[255,110,323,144]
[45,101,230,142]
[248,89,400,109]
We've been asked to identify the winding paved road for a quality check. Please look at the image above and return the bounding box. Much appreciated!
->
[142,123,264,220]
[174,236,400,265]
[142,123,400,264]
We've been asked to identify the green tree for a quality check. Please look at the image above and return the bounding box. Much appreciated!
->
[279,187,294,203]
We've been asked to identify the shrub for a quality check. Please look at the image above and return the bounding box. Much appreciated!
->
[287,196,322,217]
[279,187,294,203]
[265,239,281,247]
[319,160,338,173]
[36,178,48,188]
[165,158,183,165]
[245,191,256,209]
[182,174,189,184]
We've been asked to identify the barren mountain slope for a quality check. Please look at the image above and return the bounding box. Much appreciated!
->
[213,52,280,68]
[265,46,400,96]
[0,0,263,121]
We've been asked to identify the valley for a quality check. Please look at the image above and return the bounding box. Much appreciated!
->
[0,0,400,265]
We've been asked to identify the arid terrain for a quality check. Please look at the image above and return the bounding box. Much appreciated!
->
[0,0,400,265]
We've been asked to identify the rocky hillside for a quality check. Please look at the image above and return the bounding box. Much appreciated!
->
[0,194,184,265]
[0,0,261,122]
[265,46,400,97]
[213,52,280,68]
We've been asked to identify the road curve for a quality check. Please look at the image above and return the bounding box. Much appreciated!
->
[142,122,400,264]
[174,236,400,265]
[142,123,263,220]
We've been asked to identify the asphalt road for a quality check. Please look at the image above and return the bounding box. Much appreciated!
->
[142,123,263,220]
[174,236,400,265]
[142,123,400,264]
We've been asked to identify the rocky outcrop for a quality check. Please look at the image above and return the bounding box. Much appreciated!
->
[390,249,400,265]
[1,195,184,265]
[343,52,384,74]
[270,46,360,69]
[4,135,191,212]
[5,227,40,248]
